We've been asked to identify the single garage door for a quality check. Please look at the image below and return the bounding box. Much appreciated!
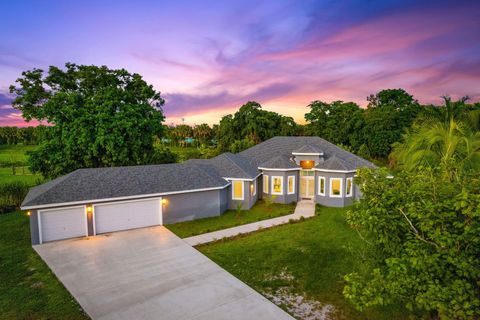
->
[39,206,87,243]
[94,198,162,234]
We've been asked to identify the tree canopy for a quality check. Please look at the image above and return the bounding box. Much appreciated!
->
[9,63,166,178]
[216,101,298,152]
[344,168,480,319]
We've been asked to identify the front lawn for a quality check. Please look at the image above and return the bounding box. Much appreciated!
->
[166,200,296,238]
[0,211,88,319]
[198,206,416,319]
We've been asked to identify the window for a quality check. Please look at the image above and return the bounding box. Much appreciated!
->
[263,175,269,194]
[232,180,244,200]
[300,170,315,176]
[251,179,256,196]
[330,178,343,197]
[288,176,295,194]
[271,176,283,195]
[346,177,353,197]
[318,176,325,196]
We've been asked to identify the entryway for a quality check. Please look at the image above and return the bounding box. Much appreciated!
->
[300,170,314,199]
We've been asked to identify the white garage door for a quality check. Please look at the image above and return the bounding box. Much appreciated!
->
[39,206,87,243]
[94,198,162,234]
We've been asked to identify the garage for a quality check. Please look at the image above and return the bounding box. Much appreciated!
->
[93,198,162,234]
[39,206,87,243]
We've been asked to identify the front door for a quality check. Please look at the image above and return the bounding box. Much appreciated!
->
[300,170,315,199]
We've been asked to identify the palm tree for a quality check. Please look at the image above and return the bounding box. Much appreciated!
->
[391,116,480,177]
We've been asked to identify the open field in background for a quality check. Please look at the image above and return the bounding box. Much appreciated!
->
[0,145,42,185]
[0,144,37,163]
[199,206,418,320]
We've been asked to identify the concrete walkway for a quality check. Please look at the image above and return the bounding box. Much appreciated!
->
[35,226,293,320]
[184,200,316,246]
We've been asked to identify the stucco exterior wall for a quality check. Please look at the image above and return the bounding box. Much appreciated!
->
[29,209,39,245]
[261,170,299,204]
[314,171,355,207]
[163,189,226,224]
[227,178,258,210]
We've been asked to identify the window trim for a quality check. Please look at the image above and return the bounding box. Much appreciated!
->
[232,180,244,200]
[329,178,343,198]
[346,177,353,197]
[287,176,295,194]
[271,176,284,195]
[318,176,326,196]
[263,175,269,194]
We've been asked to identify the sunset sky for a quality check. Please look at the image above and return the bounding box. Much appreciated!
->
[1,0,479,127]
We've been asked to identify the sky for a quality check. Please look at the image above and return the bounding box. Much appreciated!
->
[0,0,479,127]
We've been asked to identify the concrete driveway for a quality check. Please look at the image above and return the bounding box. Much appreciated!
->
[34,226,293,320]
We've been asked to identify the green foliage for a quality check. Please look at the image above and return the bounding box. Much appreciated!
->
[304,89,421,160]
[344,168,480,319]
[0,126,47,145]
[0,181,30,208]
[229,137,256,153]
[217,101,299,152]
[10,63,166,178]
[192,123,214,146]
[305,100,364,148]
[391,118,480,175]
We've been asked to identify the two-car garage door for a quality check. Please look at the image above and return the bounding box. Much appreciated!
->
[94,199,162,234]
[38,198,162,243]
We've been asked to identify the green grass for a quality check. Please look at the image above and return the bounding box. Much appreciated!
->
[198,206,415,319]
[0,145,42,185]
[0,144,37,163]
[0,211,88,319]
[0,167,42,185]
[166,200,296,238]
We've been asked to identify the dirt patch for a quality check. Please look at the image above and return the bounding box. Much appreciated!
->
[264,287,335,320]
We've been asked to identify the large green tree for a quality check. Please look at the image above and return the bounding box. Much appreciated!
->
[216,101,298,152]
[362,89,421,158]
[344,168,480,319]
[10,63,166,178]
[304,100,364,148]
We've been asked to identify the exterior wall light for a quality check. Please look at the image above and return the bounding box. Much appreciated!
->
[162,198,167,205]
[27,211,31,216]
[86,206,92,213]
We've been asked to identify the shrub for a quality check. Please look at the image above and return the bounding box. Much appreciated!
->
[0,181,30,211]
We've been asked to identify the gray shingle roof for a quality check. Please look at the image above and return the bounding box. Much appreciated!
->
[318,155,351,171]
[186,152,259,179]
[22,163,229,208]
[23,136,375,208]
[292,144,324,154]
[259,155,300,169]
[239,136,375,171]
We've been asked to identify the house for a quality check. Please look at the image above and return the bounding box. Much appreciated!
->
[21,136,375,245]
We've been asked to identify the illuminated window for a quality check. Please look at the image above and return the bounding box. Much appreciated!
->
[271,176,283,195]
[330,178,343,197]
[318,176,325,196]
[251,179,256,196]
[288,176,295,194]
[300,170,314,176]
[263,175,269,194]
[232,180,244,200]
[346,177,353,197]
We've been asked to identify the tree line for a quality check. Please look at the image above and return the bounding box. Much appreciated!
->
[6,63,480,317]
[0,126,48,145]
